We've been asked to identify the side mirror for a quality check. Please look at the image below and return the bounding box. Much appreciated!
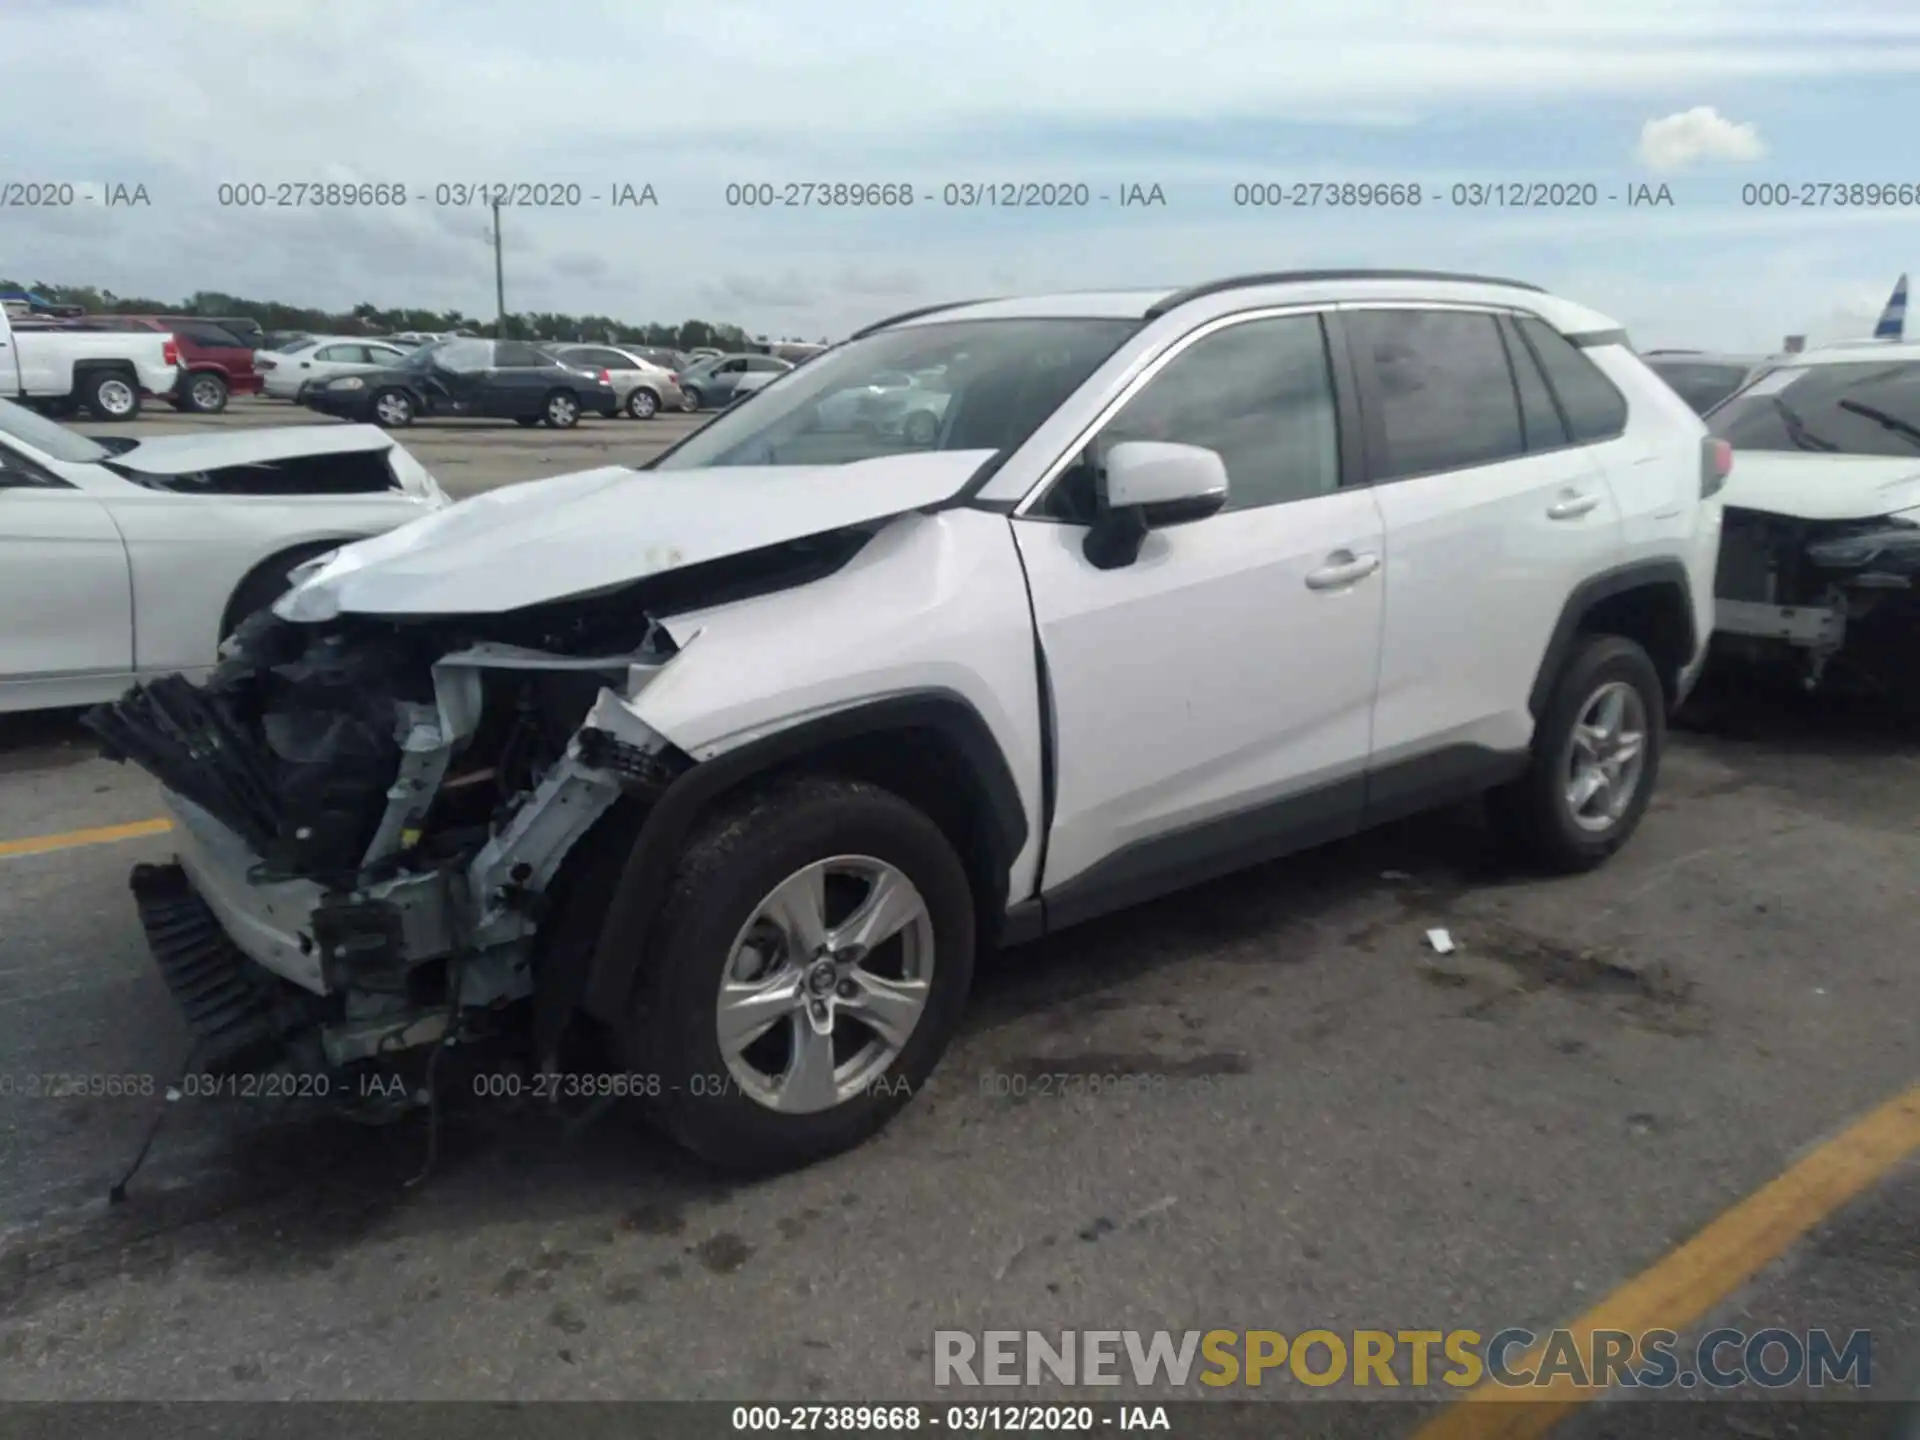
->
[1083,441,1229,570]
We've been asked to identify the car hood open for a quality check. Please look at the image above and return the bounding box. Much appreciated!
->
[103,424,398,475]
[1719,452,1920,521]
[277,448,999,620]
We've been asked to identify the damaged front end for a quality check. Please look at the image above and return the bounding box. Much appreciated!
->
[83,599,689,1113]
[1711,507,1920,698]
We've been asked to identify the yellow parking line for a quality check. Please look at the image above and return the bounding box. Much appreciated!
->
[1414,1081,1920,1440]
[0,817,173,860]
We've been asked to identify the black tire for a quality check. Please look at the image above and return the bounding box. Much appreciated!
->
[81,369,141,421]
[543,390,581,428]
[219,541,341,642]
[183,371,229,414]
[369,388,414,428]
[1488,634,1665,874]
[627,386,660,420]
[616,776,976,1175]
[680,385,704,412]
[514,415,540,427]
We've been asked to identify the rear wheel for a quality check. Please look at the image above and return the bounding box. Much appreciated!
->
[680,385,703,412]
[616,776,975,1175]
[82,370,140,421]
[183,372,229,414]
[1488,635,1665,873]
[627,387,659,419]
[543,390,580,428]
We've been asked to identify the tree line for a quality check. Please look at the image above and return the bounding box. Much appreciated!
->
[0,280,832,350]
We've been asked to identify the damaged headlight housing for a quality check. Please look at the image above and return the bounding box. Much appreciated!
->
[1803,514,1920,573]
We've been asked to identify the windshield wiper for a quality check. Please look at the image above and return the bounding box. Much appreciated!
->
[1769,396,1840,452]
[1836,398,1920,450]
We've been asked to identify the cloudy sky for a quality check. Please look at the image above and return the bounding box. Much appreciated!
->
[2,0,1917,348]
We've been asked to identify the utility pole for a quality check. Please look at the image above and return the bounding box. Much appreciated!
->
[491,197,506,338]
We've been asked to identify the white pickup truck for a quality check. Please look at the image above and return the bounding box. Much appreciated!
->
[0,308,180,420]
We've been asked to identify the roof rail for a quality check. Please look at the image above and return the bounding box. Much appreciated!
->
[1142,269,1547,319]
[848,298,996,339]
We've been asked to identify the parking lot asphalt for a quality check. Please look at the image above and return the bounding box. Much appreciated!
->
[2,405,1917,1429]
[74,394,709,498]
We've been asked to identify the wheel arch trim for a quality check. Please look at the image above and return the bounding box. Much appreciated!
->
[1527,558,1697,719]
[579,689,1028,1024]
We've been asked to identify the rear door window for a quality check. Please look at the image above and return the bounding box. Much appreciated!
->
[1348,309,1525,480]
[1499,317,1570,451]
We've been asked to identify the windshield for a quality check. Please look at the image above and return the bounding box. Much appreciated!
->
[651,317,1140,471]
[0,394,112,464]
[1710,360,1920,455]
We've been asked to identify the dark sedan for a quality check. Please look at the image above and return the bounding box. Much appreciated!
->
[303,337,620,428]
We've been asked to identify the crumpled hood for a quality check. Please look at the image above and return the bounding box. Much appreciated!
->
[1719,451,1920,521]
[104,424,398,475]
[277,448,998,619]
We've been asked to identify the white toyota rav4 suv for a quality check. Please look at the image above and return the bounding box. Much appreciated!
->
[90,270,1724,1174]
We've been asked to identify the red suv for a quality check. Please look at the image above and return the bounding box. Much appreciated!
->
[75,315,261,414]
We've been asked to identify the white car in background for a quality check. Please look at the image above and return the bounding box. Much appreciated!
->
[544,343,686,419]
[0,397,449,713]
[258,338,411,402]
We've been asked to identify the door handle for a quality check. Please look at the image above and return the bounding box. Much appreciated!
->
[1304,550,1380,590]
[1547,490,1601,520]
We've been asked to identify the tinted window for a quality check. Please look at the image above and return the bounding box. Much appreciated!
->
[1350,310,1523,479]
[1054,313,1340,517]
[1708,360,1920,456]
[572,348,626,369]
[172,322,245,347]
[1516,318,1628,441]
[494,342,549,368]
[1646,360,1754,416]
[1500,318,1569,450]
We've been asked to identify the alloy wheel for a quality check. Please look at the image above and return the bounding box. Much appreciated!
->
[716,856,935,1114]
[1562,680,1648,833]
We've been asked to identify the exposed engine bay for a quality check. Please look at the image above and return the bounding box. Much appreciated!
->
[1711,506,1920,699]
[79,527,876,1116]
[84,604,680,1110]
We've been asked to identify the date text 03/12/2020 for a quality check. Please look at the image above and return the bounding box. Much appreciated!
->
[721,182,1168,208]
[729,1404,1172,1432]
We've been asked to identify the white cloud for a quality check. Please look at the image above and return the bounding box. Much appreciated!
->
[1635,106,1767,172]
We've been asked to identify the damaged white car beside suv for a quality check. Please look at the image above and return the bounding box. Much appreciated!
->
[1699,340,1920,707]
[86,271,1722,1174]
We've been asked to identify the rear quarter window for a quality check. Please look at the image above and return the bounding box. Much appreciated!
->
[1515,317,1628,442]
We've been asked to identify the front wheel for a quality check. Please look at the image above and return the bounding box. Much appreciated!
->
[1488,634,1665,873]
[370,388,415,427]
[543,390,580,428]
[617,777,976,1174]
